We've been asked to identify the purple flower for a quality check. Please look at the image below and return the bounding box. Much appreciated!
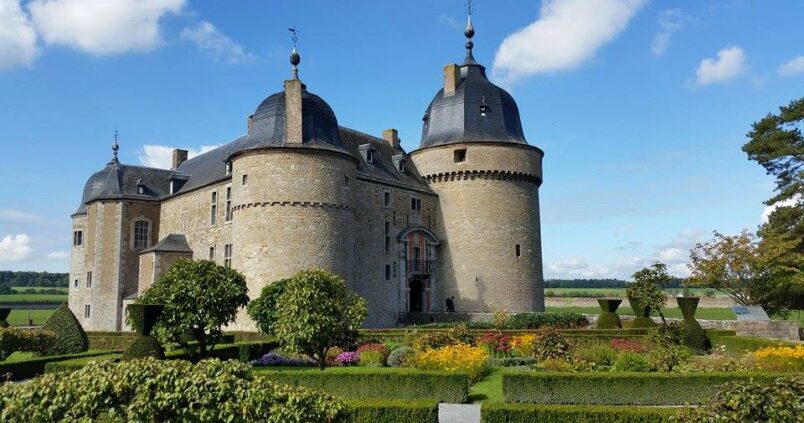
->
[335,351,360,366]
[250,352,315,367]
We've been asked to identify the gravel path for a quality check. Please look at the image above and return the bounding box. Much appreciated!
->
[439,404,481,423]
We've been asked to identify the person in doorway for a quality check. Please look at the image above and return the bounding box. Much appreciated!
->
[445,296,456,312]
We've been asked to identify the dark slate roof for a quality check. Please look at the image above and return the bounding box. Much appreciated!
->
[419,62,527,149]
[141,234,193,254]
[74,160,174,215]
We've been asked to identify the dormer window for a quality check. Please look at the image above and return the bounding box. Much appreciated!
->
[392,154,407,174]
[367,150,374,164]
[136,178,145,195]
[225,161,232,175]
[359,144,376,165]
[398,160,406,173]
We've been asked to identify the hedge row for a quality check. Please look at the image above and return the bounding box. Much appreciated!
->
[345,399,439,423]
[165,340,277,363]
[481,403,679,423]
[502,371,792,405]
[256,368,469,403]
[225,331,273,343]
[86,331,139,350]
[0,350,122,381]
[44,353,120,373]
[707,331,796,355]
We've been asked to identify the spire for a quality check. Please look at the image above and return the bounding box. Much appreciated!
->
[288,27,301,79]
[463,0,478,65]
[109,128,120,165]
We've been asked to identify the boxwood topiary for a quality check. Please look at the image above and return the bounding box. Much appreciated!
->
[42,304,89,356]
[0,308,10,328]
[596,299,622,329]
[387,346,415,367]
[122,336,165,360]
[676,297,709,353]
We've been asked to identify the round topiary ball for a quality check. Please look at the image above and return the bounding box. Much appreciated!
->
[122,336,165,360]
[386,346,415,367]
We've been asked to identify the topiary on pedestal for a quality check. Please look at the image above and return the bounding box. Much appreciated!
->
[596,298,622,329]
[0,308,10,328]
[123,304,165,360]
[42,303,89,355]
[676,297,709,353]
[628,298,657,328]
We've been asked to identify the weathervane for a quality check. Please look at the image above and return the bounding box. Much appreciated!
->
[464,0,477,64]
[111,127,120,164]
[288,26,301,79]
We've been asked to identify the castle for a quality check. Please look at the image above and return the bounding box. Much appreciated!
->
[68,18,545,330]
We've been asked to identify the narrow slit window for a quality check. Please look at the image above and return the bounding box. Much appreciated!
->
[225,187,233,222]
[515,244,521,257]
[84,305,91,319]
[210,191,218,225]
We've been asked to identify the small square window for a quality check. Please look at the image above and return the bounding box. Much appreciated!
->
[411,198,422,211]
[73,279,79,288]
[454,149,467,163]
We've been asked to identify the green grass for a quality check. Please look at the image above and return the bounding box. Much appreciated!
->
[5,309,55,326]
[545,287,728,298]
[469,368,503,403]
[10,287,68,294]
[545,306,737,320]
[0,293,67,303]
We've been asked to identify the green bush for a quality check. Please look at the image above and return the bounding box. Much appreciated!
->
[488,357,536,367]
[574,344,617,367]
[506,313,589,330]
[247,278,290,336]
[415,331,458,350]
[359,350,385,367]
[533,327,572,362]
[126,304,163,335]
[255,367,469,403]
[672,376,803,422]
[42,303,89,355]
[44,354,120,373]
[387,346,415,367]
[611,352,652,372]
[481,403,679,423]
[596,313,622,329]
[0,358,345,422]
[86,331,139,350]
[164,341,276,363]
[122,336,164,360]
[0,350,123,381]
[0,327,56,360]
[345,399,438,423]
[502,371,792,405]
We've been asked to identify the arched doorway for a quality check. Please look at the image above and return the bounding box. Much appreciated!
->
[409,278,425,312]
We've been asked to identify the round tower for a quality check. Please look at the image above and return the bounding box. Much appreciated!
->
[230,48,357,311]
[409,15,545,313]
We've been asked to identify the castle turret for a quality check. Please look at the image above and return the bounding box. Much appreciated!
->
[409,14,545,313]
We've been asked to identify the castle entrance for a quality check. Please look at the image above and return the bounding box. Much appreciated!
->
[409,278,425,312]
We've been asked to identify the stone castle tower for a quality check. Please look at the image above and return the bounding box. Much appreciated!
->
[68,17,544,331]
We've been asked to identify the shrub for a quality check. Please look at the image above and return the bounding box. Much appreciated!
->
[251,352,315,367]
[414,343,488,381]
[574,344,617,367]
[488,357,536,367]
[44,354,120,373]
[126,304,163,336]
[490,303,511,330]
[0,350,122,381]
[506,313,589,330]
[611,352,652,372]
[610,338,647,353]
[533,327,572,362]
[672,377,804,422]
[708,333,795,355]
[477,332,513,357]
[0,358,345,422]
[345,399,438,423]
[649,344,692,372]
[415,331,457,350]
[42,304,89,356]
[122,336,164,360]
[0,328,56,361]
[357,343,389,364]
[510,334,535,357]
[448,324,476,345]
[481,403,679,423]
[751,345,804,372]
[247,278,290,336]
[336,351,360,366]
[387,346,415,367]
[596,299,622,329]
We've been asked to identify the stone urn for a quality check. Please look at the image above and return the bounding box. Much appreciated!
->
[627,297,656,328]
[0,307,10,328]
[123,304,165,360]
[596,298,622,329]
[676,297,709,353]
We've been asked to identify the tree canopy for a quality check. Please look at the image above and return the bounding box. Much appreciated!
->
[627,262,671,324]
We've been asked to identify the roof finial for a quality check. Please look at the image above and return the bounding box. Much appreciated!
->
[288,26,301,80]
[463,0,478,65]
[110,127,120,164]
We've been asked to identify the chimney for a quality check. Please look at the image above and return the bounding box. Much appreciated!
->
[383,128,400,150]
[284,79,303,144]
[443,64,460,96]
[172,149,188,169]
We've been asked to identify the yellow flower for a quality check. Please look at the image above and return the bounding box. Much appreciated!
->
[414,343,489,381]
[751,345,804,372]
[510,334,536,357]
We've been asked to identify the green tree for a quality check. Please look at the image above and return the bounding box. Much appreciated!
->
[627,262,671,325]
[247,278,290,336]
[137,259,249,358]
[272,270,367,370]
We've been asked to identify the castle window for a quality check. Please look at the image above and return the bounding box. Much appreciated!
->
[224,244,233,268]
[73,279,78,288]
[133,220,150,249]
[73,230,83,247]
[209,247,215,261]
[383,191,391,207]
[384,221,391,253]
[225,161,232,175]
[398,160,406,173]
[411,197,422,212]
[225,186,233,222]
[170,180,176,194]
[137,185,145,195]
[210,192,218,225]
[86,271,92,288]
[242,174,248,185]
[84,305,91,319]
[344,175,349,186]
[454,149,467,163]
[515,244,521,257]
[385,264,391,281]
[366,150,375,164]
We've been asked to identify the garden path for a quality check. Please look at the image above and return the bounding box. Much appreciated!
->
[439,404,480,423]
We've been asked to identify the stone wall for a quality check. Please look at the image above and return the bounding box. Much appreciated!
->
[68,215,88,325]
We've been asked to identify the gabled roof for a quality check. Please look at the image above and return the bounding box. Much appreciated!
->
[140,234,193,254]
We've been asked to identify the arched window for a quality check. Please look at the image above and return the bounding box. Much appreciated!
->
[133,220,151,249]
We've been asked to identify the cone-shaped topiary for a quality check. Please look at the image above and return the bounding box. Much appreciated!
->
[0,308,10,328]
[122,336,165,360]
[42,303,89,355]
[628,298,656,328]
[676,297,709,353]
[123,304,165,360]
[596,298,622,329]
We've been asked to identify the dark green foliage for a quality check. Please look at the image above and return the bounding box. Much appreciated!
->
[256,368,469,403]
[481,403,678,423]
[122,336,164,360]
[533,327,572,361]
[502,371,788,405]
[505,312,589,330]
[672,377,804,423]
[0,308,10,328]
[598,298,622,313]
[676,297,699,319]
[611,352,652,372]
[630,316,656,328]
[86,331,139,350]
[0,270,69,288]
[345,400,439,423]
[42,303,89,355]
[675,298,709,352]
[387,346,415,367]
[0,327,56,360]
[165,341,277,362]
[247,278,290,336]
[628,299,657,328]
[707,331,795,355]
[596,313,621,329]
[126,304,163,336]
[0,350,122,381]
[487,357,536,367]
[44,354,119,373]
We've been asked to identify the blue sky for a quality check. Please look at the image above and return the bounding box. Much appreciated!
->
[0,0,802,278]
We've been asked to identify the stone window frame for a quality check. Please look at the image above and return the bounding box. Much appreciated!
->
[131,217,152,250]
[224,185,233,223]
[515,244,521,258]
[84,304,91,319]
[72,230,83,247]
[410,197,422,212]
[454,149,467,163]
[209,246,216,261]
[224,244,233,268]
[210,191,218,225]
[86,271,92,288]
[385,264,391,281]
[383,190,392,208]
[73,278,79,288]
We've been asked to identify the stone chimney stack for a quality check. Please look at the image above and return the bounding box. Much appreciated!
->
[284,79,303,144]
[172,149,189,169]
[383,128,400,150]
[443,64,460,96]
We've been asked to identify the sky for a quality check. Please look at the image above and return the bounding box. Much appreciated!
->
[0,0,802,279]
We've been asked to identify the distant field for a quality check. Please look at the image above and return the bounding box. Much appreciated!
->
[5,309,55,326]
[0,293,67,303]
[11,286,68,294]
[544,287,728,298]
[545,306,737,320]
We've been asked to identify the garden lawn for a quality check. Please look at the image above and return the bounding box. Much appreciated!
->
[469,368,503,403]
[10,287,68,294]
[545,306,736,320]
[6,309,55,326]
[0,293,67,303]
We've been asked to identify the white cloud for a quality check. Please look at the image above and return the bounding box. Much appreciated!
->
[47,250,69,260]
[28,0,185,56]
[139,144,220,169]
[0,0,39,70]
[694,46,746,86]
[778,56,804,76]
[761,194,802,224]
[180,21,253,64]
[438,14,460,30]
[0,234,33,262]
[658,247,685,262]
[650,9,696,56]
[492,0,646,83]
[0,209,42,222]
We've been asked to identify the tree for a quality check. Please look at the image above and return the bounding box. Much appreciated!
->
[627,262,671,325]
[247,278,290,336]
[137,259,249,358]
[272,270,367,370]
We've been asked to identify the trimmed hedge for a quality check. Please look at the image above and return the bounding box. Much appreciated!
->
[44,353,120,373]
[122,336,164,360]
[402,312,589,330]
[165,340,277,362]
[0,350,122,380]
[225,331,273,343]
[256,368,469,403]
[502,371,794,405]
[42,304,89,355]
[87,331,139,350]
[345,399,439,423]
[481,403,679,423]
[707,331,796,355]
